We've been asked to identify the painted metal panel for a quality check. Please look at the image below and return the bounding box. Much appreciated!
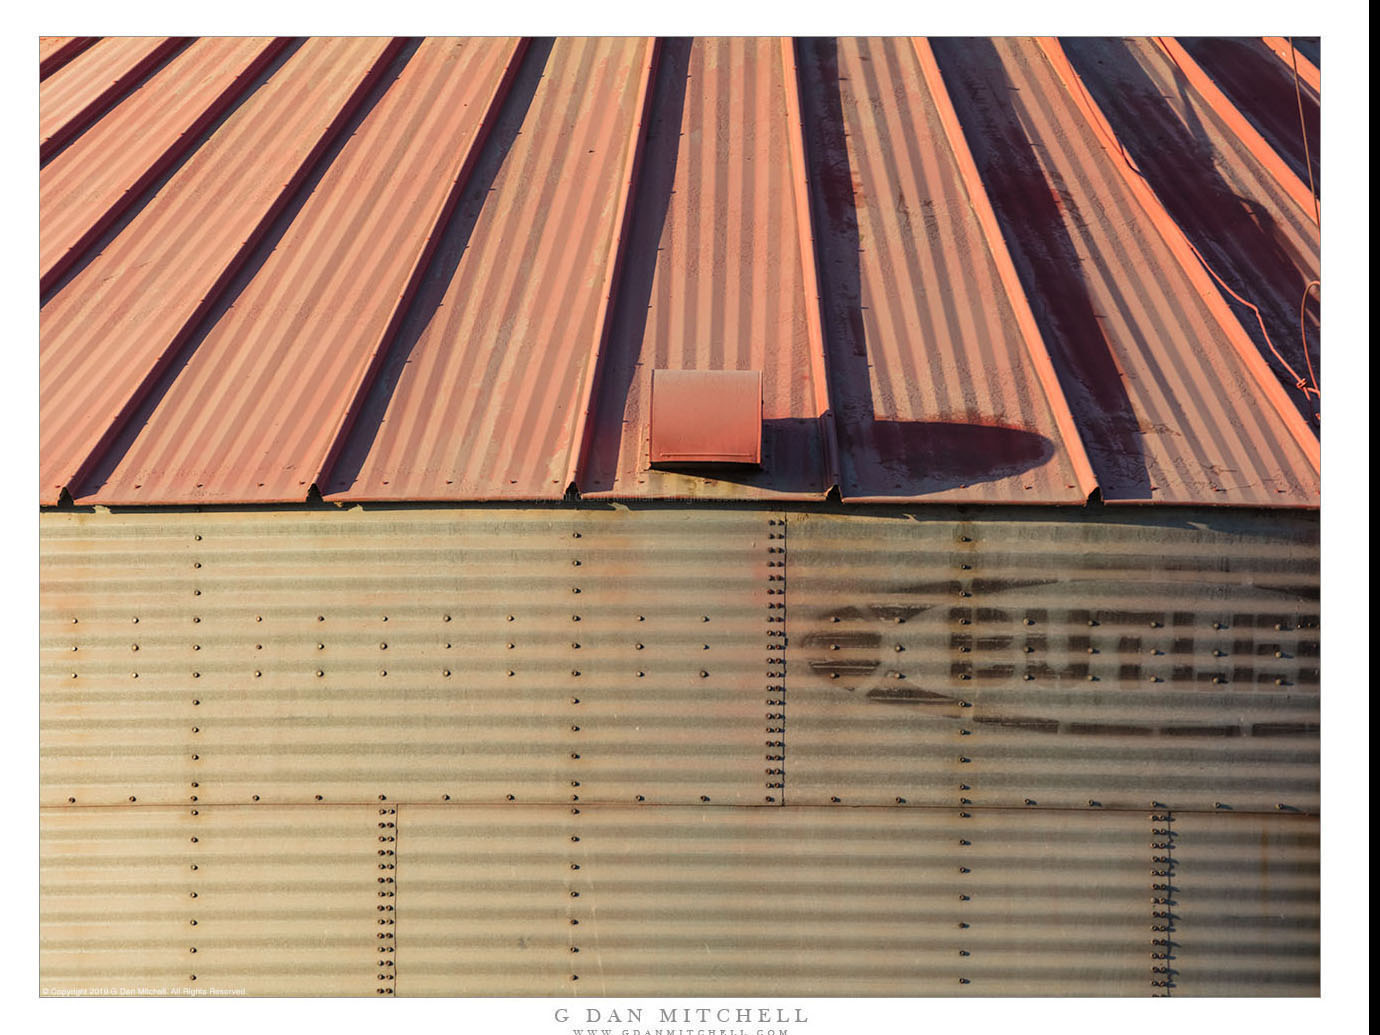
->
[1178,37,1320,192]
[40,37,287,293]
[324,37,657,502]
[797,37,1091,505]
[79,38,526,505]
[929,37,1319,507]
[394,805,573,996]
[1064,37,1320,419]
[1169,811,1319,995]
[40,37,399,505]
[580,38,832,500]
[39,37,99,80]
[41,507,779,808]
[39,36,187,160]
[41,805,382,996]
[784,509,1319,812]
[557,805,1148,996]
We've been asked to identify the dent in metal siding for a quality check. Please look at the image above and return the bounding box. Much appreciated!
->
[929,38,1319,506]
[324,37,658,502]
[40,37,399,505]
[1168,812,1320,995]
[784,509,1319,813]
[41,806,382,996]
[79,38,527,505]
[579,38,831,500]
[41,508,780,808]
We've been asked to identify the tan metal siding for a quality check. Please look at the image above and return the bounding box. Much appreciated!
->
[1169,811,1320,995]
[42,508,781,808]
[41,805,381,996]
[784,510,1319,813]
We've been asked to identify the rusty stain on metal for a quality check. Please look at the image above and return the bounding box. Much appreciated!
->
[649,369,763,465]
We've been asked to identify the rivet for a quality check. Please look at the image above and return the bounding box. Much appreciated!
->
[71,618,78,624]
[571,642,580,649]
[636,671,644,677]
[572,560,581,567]
[636,795,645,802]
[700,795,710,802]
[571,532,581,538]
[379,642,387,650]
[254,671,261,678]
[507,615,515,622]
[506,794,515,801]
[252,795,260,802]
[700,670,709,677]
[571,588,581,594]
[442,669,451,677]
[131,644,140,652]
[896,797,906,804]
[443,615,452,622]
[191,754,199,760]
[830,796,841,803]
[315,795,323,801]
[193,590,201,596]
[381,616,388,622]
[316,670,324,677]
[192,672,200,678]
[1024,798,1036,805]
[635,643,644,650]
[67,797,75,803]
[894,617,905,624]
[193,562,201,569]
[702,616,710,623]
[831,616,840,623]
[192,644,201,651]
[507,670,515,676]
[1214,802,1225,809]
[507,643,515,649]
[129,796,137,802]
[442,794,451,801]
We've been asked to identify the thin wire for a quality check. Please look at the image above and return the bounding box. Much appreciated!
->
[1287,37,1321,225]
[1069,40,1322,417]
[1299,280,1321,419]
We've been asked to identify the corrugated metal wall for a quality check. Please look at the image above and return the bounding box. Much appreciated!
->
[39,504,1319,996]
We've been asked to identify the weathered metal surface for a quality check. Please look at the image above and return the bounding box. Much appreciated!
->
[1168,811,1320,995]
[784,509,1319,813]
[39,36,187,160]
[580,38,832,500]
[324,37,657,502]
[393,805,573,996]
[79,38,526,505]
[40,37,399,506]
[39,37,99,80]
[1178,37,1320,193]
[39,37,1322,509]
[649,370,763,464]
[40,37,288,293]
[41,507,780,808]
[930,37,1319,506]
[796,37,1093,505]
[1065,37,1321,417]
[41,805,381,996]
[1261,37,1321,94]
[560,805,1148,996]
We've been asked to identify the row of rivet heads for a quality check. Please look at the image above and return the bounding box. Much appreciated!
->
[765,519,786,804]
[1149,806,1175,993]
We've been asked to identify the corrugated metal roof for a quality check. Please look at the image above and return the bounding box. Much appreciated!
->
[39,37,1320,508]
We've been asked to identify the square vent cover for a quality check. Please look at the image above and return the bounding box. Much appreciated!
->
[649,369,762,466]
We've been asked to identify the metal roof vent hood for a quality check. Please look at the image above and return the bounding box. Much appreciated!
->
[648,369,762,467]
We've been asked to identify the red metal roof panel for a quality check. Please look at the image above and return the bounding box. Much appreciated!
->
[578,38,833,500]
[39,37,99,80]
[798,37,1094,505]
[38,37,1322,510]
[39,37,188,160]
[324,37,656,502]
[78,38,526,505]
[40,36,288,294]
[928,37,1318,506]
[40,37,399,506]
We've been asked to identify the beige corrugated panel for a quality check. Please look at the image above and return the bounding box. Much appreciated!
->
[41,508,781,808]
[394,805,574,996]
[784,509,1319,812]
[41,805,381,996]
[1169,811,1319,995]
[560,805,1146,996]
